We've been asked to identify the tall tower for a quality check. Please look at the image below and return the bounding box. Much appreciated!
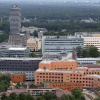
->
[10,5,21,34]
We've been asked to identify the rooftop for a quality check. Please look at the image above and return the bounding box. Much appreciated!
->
[35,68,84,74]
[40,59,76,64]
[0,57,42,61]
[8,47,27,51]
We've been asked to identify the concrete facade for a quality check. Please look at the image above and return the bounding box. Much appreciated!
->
[0,57,42,80]
[34,60,100,89]
[0,45,29,57]
[42,36,84,54]
[75,32,100,51]
[10,5,21,34]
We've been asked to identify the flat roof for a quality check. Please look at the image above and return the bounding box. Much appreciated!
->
[0,57,42,61]
[8,47,27,51]
[35,68,84,74]
[84,74,100,78]
[40,59,76,64]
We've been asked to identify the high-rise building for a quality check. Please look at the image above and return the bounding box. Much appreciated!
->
[9,5,29,46]
[10,5,21,34]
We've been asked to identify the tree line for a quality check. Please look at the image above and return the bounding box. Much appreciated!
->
[76,45,100,58]
[1,88,86,100]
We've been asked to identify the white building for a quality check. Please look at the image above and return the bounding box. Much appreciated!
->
[0,45,29,57]
[77,58,96,65]
[42,36,84,54]
[75,32,100,51]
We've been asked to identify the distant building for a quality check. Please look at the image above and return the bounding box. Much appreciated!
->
[42,36,84,54]
[27,37,41,52]
[0,57,42,80]
[9,5,30,46]
[42,52,62,60]
[10,5,21,34]
[22,26,47,38]
[28,88,56,96]
[75,32,100,51]
[0,45,29,57]
[8,33,30,46]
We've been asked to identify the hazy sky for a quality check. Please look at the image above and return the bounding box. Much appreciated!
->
[0,0,98,2]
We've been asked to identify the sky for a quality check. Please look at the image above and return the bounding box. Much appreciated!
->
[0,0,99,2]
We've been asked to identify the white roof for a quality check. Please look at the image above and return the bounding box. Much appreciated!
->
[77,58,96,60]
[8,47,27,51]
[35,68,84,74]
[0,57,42,61]
[40,59,76,64]
[84,74,100,78]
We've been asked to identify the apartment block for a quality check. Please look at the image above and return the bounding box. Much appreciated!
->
[0,57,42,80]
[34,60,100,89]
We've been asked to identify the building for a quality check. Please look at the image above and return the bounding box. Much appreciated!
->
[9,5,30,46]
[11,74,26,83]
[0,57,42,80]
[75,32,100,51]
[0,45,29,57]
[39,60,77,70]
[27,37,41,52]
[22,26,47,38]
[42,52,62,60]
[77,58,96,65]
[9,33,30,46]
[28,88,56,96]
[50,82,82,91]
[10,5,21,34]
[42,36,84,54]
[34,60,100,89]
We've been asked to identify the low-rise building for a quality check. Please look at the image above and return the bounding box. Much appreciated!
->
[75,32,100,51]
[0,57,42,80]
[8,33,30,46]
[11,74,26,83]
[0,45,29,57]
[42,36,84,54]
[27,37,41,52]
[42,52,61,60]
[28,88,56,96]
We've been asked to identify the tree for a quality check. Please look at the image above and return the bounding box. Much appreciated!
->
[61,94,70,100]
[79,95,86,100]
[76,46,83,58]
[29,84,37,88]
[29,53,36,57]
[68,94,75,100]
[37,96,45,100]
[34,30,38,37]
[1,93,8,100]
[89,45,99,57]
[94,97,100,100]
[72,88,82,100]
[17,93,26,100]
[26,94,34,100]
[9,92,17,100]
[44,91,57,100]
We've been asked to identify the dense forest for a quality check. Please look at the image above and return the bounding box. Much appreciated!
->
[0,3,100,20]
[0,3,100,40]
